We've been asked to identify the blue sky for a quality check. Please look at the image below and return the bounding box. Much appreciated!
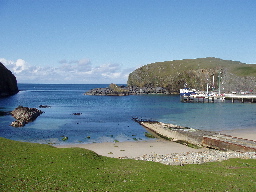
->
[1,0,256,84]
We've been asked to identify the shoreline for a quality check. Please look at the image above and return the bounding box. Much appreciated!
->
[55,139,208,158]
[220,128,256,140]
[55,128,256,159]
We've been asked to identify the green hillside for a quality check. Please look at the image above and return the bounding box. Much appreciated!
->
[1,137,256,191]
[127,57,256,93]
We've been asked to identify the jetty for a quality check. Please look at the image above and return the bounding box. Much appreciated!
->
[180,94,225,103]
[180,88,256,103]
[225,93,256,103]
[133,118,256,152]
[180,88,225,103]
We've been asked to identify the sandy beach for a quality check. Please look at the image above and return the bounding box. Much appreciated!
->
[55,128,256,158]
[220,128,256,140]
[55,128,256,159]
[56,139,207,158]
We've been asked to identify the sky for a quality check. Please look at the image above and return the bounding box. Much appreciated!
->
[1,0,256,84]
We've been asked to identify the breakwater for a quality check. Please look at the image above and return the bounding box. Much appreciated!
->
[133,118,256,152]
[126,118,256,165]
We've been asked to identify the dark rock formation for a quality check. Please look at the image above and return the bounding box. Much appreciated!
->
[0,62,19,97]
[128,86,169,94]
[10,106,44,127]
[85,83,169,96]
[72,113,82,115]
[85,83,130,96]
[0,111,11,116]
[39,105,51,108]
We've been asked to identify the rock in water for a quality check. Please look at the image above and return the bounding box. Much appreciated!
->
[0,62,19,97]
[10,106,44,127]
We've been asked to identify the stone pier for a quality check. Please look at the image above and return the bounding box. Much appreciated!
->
[134,118,256,152]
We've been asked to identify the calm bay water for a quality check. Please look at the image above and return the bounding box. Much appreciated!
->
[0,84,255,145]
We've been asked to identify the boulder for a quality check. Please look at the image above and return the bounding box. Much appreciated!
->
[10,106,44,127]
[39,105,51,108]
[0,62,19,97]
[72,113,82,115]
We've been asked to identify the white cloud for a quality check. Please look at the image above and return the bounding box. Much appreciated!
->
[0,58,134,84]
[14,59,27,73]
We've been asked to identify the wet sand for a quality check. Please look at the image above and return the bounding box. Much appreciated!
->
[220,128,256,140]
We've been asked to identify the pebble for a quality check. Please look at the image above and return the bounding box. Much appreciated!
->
[120,150,256,165]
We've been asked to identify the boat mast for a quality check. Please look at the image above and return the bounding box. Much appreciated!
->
[218,70,222,95]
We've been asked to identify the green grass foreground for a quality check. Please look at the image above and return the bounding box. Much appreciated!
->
[1,137,256,191]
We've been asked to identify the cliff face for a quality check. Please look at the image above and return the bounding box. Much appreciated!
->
[127,57,256,93]
[0,62,19,97]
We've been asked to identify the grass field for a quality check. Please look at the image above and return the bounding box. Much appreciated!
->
[1,137,255,191]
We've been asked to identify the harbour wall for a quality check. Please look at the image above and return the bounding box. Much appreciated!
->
[136,120,256,152]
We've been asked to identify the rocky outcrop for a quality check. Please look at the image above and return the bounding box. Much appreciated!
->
[85,87,129,96]
[85,83,129,96]
[85,83,169,96]
[0,111,11,116]
[10,106,44,127]
[127,57,256,94]
[0,62,19,97]
[128,86,169,94]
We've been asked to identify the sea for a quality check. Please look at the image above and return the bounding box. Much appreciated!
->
[0,84,255,145]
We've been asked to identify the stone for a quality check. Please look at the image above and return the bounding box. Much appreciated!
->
[10,106,44,127]
[73,113,82,115]
[122,150,256,165]
[39,105,51,108]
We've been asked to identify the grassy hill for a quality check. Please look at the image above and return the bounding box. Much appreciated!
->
[127,57,256,93]
[1,137,256,191]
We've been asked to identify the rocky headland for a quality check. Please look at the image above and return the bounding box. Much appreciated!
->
[0,62,19,97]
[127,57,256,94]
[86,58,256,96]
